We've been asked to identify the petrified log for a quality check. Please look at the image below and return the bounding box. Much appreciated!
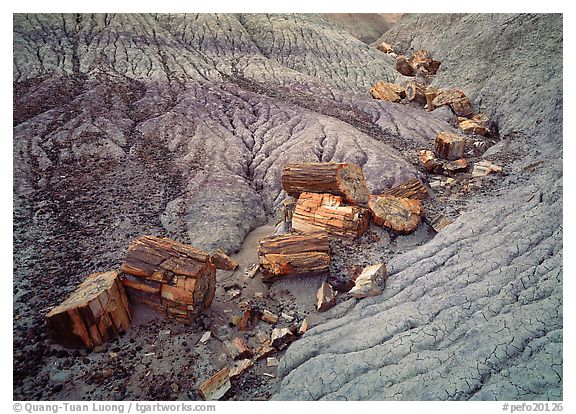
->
[46,271,131,349]
[419,149,444,174]
[349,264,386,298]
[405,80,427,105]
[432,89,473,117]
[199,368,231,401]
[120,236,216,323]
[458,117,489,136]
[411,49,441,75]
[376,41,394,53]
[383,178,429,200]
[444,158,468,173]
[210,249,239,271]
[395,55,415,76]
[425,86,441,111]
[368,194,423,234]
[370,81,405,102]
[258,231,330,279]
[229,359,254,380]
[472,160,503,177]
[281,162,369,205]
[292,192,369,239]
[316,281,336,312]
[435,132,466,161]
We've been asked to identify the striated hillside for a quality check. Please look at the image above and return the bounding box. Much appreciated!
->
[13,13,561,401]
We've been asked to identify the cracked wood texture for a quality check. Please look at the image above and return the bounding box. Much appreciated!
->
[13,13,562,400]
[274,14,562,400]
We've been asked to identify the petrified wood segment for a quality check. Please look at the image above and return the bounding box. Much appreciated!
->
[368,195,423,234]
[370,81,405,102]
[458,117,489,136]
[405,81,427,105]
[432,89,473,117]
[258,232,330,279]
[435,132,466,161]
[395,55,415,76]
[46,271,131,349]
[281,162,369,205]
[411,49,441,75]
[425,86,441,111]
[376,41,394,53]
[383,178,429,200]
[210,249,239,271]
[120,236,216,323]
[292,192,369,239]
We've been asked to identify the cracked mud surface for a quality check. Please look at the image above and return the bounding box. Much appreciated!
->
[13,13,562,401]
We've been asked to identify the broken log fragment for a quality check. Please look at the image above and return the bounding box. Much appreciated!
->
[199,368,231,401]
[419,150,444,174]
[472,160,503,177]
[405,81,427,105]
[261,309,279,324]
[258,231,330,280]
[46,271,131,349]
[383,178,429,200]
[435,132,466,161]
[120,236,216,323]
[316,281,336,312]
[229,359,254,380]
[376,41,394,53]
[292,192,369,239]
[458,116,489,136]
[210,250,239,271]
[432,89,473,117]
[271,327,295,350]
[370,81,405,102]
[395,55,415,76]
[368,194,423,234]
[349,264,386,298]
[281,162,369,205]
[411,49,441,75]
[425,86,441,111]
[444,158,468,174]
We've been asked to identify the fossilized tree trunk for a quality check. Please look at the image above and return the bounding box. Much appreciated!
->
[405,81,427,105]
[258,232,330,280]
[368,194,423,234]
[292,192,369,238]
[46,271,131,349]
[120,236,216,323]
[281,162,369,205]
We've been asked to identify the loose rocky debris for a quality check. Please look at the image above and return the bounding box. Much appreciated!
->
[261,309,279,324]
[229,359,254,380]
[368,194,423,234]
[198,367,231,401]
[316,281,336,312]
[395,55,415,77]
[270,328,295,350]
[210,250,239,271]
[120,236,216,324]
[376,41,395,54]
[45,271,131,349]
[383,178,429,200]
[472,160,503,177]
[349,264,387,298]
[292,192,369,239]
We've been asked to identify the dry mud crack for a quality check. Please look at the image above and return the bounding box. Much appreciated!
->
[13,13,562,401]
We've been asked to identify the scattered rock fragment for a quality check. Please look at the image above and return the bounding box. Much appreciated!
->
[239,308,259,331]
[435,132,466,160]
[281,312,294,323]
[298,318,309,335]
[395,55,415,76]
[266,357,279,367]
[229,359,254,380]
[271,328,295,350]
[261,309,279,325]
[432,89,473,117]
[444,158,468,174]
[419,150,444,174]
[255,340,276,360]
[458,117,489,136]
[316,281,336,312]
[368,195,423,234]
[198,367,231,401]
[405,80,427,105]
[431,215,452,232]
[243,263,260,280]
[425,86,441,111]
[472,160,503,177]
[376,41,394,53]
[210,249,239,271]
[370,81,405,102]
[383,178,429,200]
[349,264,386,299]
[199,331,212,344]
[224,337,252,360]
[411,49,441,75]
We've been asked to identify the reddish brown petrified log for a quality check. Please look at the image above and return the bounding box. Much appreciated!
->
[411,49,441,75]
[258,231,330,280]
[395,55,415,76]
[435,132,466,161]
[383,178,430,200]
[405,80,427,105]
[432,89,473,117]
[376,41,394,53]
[292,192,369,239]
[120,236,216,323]
[46,271,131,349]
[281,162,369,205]
[368,195,423,234]
[370,81,405,102]
[210,249,239,271]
